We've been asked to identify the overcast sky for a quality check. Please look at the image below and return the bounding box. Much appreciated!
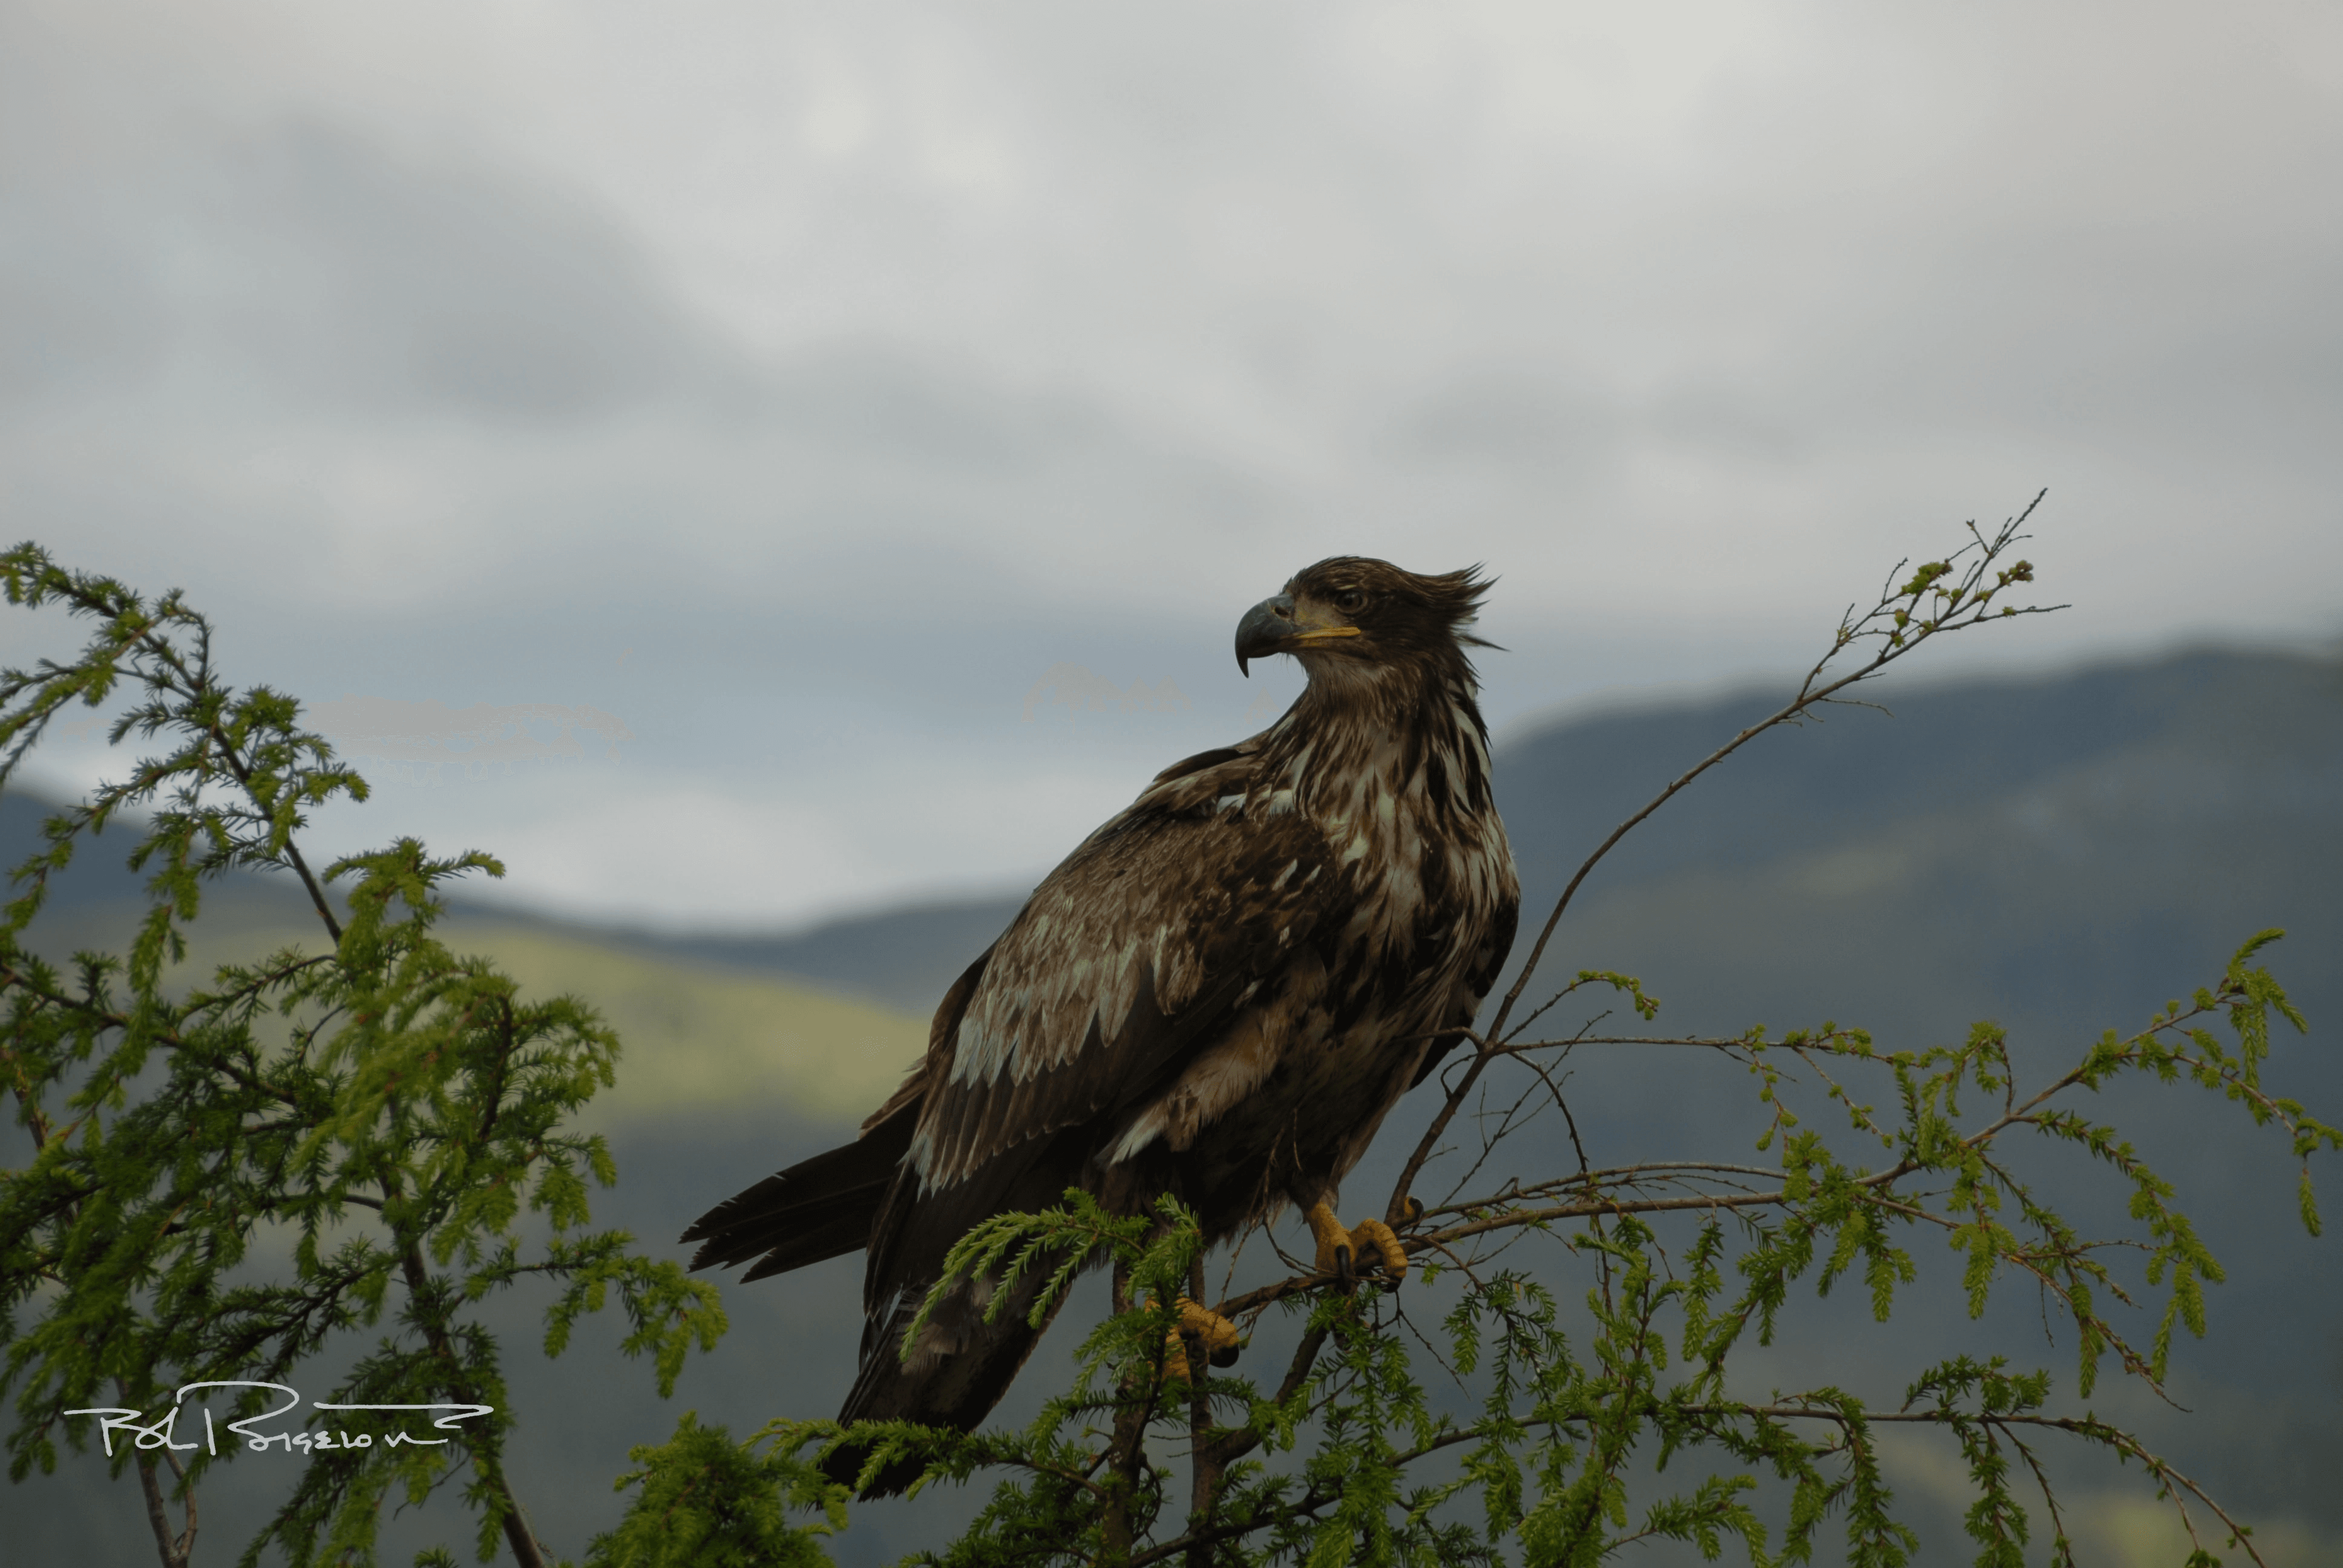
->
[3,0,2338,930]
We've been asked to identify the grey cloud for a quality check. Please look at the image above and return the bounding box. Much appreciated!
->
[0,98,1281,624]
[197,123,703,419]
[309,694,635,769]
[1019,664,1193,722]
[1357,214,2343,523]
[0,180,178,406]
[734,346,1279,550]
[1,117,711,420]
[1383,372,1621,471]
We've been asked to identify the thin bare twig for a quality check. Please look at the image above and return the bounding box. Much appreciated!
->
[1386,494,2057,1225]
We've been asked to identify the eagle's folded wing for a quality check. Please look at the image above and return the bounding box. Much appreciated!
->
[864,757,1341,1309]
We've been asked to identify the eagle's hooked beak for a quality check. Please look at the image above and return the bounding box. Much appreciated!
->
[1234,593,1362,676]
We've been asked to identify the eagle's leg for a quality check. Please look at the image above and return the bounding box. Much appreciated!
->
[1165,1297,1242,1378]
[1305,1200,1409,1283]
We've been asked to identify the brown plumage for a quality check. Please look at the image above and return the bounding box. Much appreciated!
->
[683,558,1519,1492]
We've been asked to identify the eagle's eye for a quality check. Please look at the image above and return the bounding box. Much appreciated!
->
[1333,587,1367,615]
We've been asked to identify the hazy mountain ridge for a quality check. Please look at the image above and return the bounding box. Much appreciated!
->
[447,645,2343,1038]
[17,647,2331,1030]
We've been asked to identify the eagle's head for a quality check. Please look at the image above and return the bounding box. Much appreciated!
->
[1234,558,1494,681]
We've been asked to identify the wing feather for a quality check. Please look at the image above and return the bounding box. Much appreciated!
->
[865,759,1339,1304]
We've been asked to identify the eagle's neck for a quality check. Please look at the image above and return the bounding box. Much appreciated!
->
[1264,652,1495,831]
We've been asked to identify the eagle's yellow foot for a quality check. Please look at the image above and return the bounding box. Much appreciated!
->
[1164,1297,1242,1379]
[1306,1200,1409,1284]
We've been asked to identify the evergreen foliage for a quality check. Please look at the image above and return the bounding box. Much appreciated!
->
[1,501,2333,1566]
[0,547,725,1567]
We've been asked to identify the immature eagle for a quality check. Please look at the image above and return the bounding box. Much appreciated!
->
[684,559,1519,1489]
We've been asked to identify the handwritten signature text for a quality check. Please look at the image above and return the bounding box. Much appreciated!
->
[65,1382,493,1458]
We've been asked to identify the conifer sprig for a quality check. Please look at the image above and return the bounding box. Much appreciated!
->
[0,546,725,1568]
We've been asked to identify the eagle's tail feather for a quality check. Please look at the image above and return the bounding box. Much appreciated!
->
[822,1279,1062,1497]
[681,1111,917,1277]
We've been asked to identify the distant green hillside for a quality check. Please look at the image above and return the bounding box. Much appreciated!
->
[470,924,924,1127]
[17,900,925,1131]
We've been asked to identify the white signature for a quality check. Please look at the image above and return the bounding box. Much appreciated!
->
[65,1382,492,1458]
